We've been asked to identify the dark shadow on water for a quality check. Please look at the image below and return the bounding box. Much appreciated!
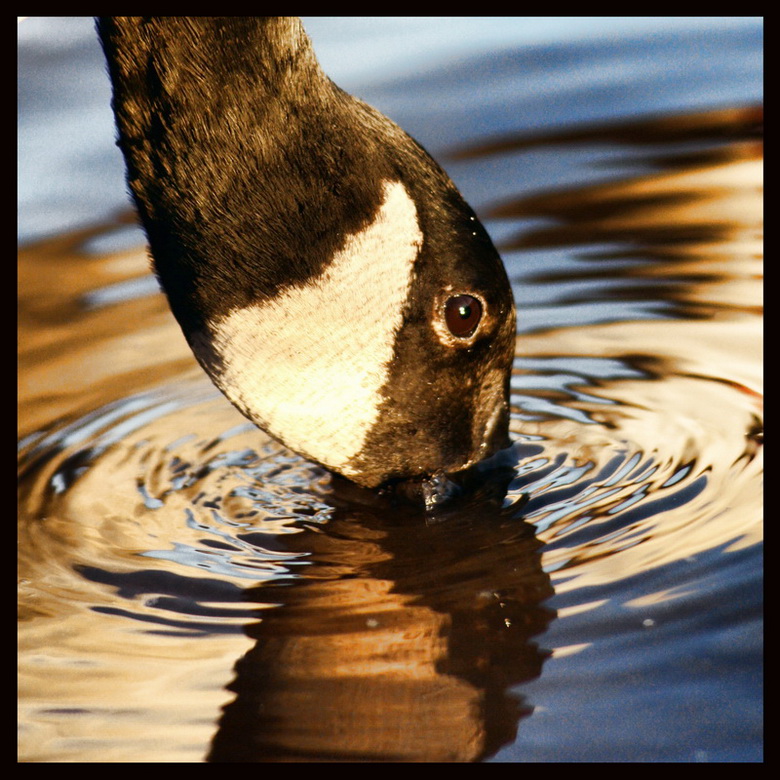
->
[207,462,555,762]
[449,105,762,162]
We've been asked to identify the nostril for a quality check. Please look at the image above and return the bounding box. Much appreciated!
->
[481,398,510,457]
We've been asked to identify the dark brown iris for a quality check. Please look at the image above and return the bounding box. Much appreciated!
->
[444,294,482,338]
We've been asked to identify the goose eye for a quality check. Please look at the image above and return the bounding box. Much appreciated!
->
[444,294,482,338]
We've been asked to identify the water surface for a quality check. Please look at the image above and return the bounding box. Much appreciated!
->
[18,17,762,762]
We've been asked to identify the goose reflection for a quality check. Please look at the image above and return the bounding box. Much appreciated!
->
[208,460,554,762]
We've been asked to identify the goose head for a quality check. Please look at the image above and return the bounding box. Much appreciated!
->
[97,17,516,489]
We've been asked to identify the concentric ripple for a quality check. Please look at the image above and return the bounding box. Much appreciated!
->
[19,19,762,761]
[19,380,336,625]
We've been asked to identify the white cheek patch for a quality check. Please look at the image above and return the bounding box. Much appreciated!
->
[203,180,422,474]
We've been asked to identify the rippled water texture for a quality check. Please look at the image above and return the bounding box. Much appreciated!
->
[18,18,762,762]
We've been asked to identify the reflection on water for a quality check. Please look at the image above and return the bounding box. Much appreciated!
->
[209,483,553,762]
[495,106,763,585]
[19,25,761,763]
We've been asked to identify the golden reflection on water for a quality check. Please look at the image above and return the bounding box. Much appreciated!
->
[17,220,248,760]
[492,110,762,592]
[208,511,552,762]
[18,219,195,437]
[18,106,762,762]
